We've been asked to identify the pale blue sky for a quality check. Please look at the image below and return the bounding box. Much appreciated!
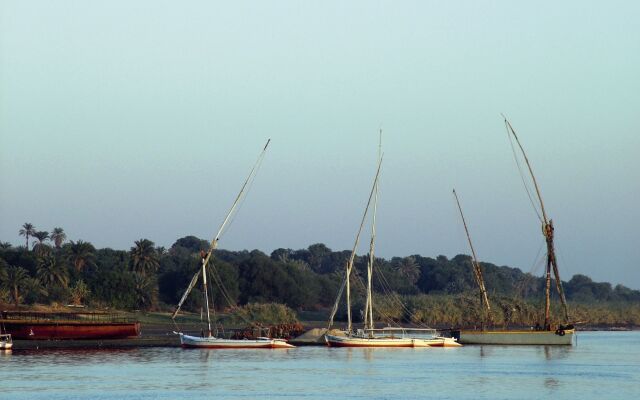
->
[1,1,639,288]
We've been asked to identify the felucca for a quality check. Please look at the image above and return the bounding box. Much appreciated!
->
[325,134,459,348]
[454,118,575,345]
[172,139,293,349]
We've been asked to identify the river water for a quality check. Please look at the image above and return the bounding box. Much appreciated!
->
[1,331,638,399]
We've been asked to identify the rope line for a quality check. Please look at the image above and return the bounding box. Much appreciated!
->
[374,265,432,328]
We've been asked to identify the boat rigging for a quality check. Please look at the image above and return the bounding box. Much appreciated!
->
[172,139,293,349]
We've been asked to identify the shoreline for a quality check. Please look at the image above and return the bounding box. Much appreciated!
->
[5,323,638,350]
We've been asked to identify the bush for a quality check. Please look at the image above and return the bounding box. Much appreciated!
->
[222,303,298,325]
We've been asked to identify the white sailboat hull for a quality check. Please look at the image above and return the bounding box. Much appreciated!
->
[0,334,12,350]
[325,334,431,348]
[458,329,575,345]
[423,337,462,347]
[179,333,294,349]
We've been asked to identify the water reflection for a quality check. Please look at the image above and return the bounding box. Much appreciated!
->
[541,345,572,361]
[329,346,432,364]
[197,348,211,363]
[479,345,494,358]
[475,344,572,361]
[11,348,144,367]
[544,377,561,390]
[1,333,638,400]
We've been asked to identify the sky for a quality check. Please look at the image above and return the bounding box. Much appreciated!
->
[1,1,639,288]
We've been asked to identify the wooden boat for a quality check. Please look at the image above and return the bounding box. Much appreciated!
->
[0,311,140,340]
[453,117,575,345]
[172,139,293,349]
[326,133,459,348]
[456,329,573,345]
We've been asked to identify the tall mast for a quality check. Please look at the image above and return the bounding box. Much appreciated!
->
[328,155,383,332]
[172,139,271,322]
[201,254,212,336]
[503,117,568,327]
[364,129,382,332]
[452,189,492,326]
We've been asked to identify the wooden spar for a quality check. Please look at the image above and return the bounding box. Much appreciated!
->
[503,118,549,223]
[347,155,383,333]
[172,269,201,319]
[503,117,569,326]
[206,138,271,258]
[201,256,212,336]
[172,139,271,323]
[452,189,492,326]
[364,130,382,332]
[328,155,384,332]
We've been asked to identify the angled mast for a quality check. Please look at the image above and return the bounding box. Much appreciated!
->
[452,189,492,326]
[207,138,271,258]
[503,116,568,327]
[172,139,271,329]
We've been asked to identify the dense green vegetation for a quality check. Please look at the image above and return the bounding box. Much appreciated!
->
[1,225,639,327]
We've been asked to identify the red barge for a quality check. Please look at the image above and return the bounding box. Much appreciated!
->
[0,311,140,340]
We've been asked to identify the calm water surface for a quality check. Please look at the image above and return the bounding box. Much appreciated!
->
[1,332,639,399]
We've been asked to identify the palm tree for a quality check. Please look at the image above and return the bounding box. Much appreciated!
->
[50,227,67,249]
[33,230,49,244]
[19,223,36,250]
[37,254,69,289]
[66,240,96,272]
[24,277,48,303]
[133,272,158,309]
[69,279,90,305]
[394,256,421,285]
[32,231,50,255]
[0,259,8,285]
[0,242,12,250]
[130,239,159,276]
[4,265,30,307]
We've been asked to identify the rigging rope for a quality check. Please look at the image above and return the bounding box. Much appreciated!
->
[217,151,267,242]
[207,261,257,328]
[347,259,433,329]
[373,264,432,328]
[512,239,546,303]
[353,265,398,327]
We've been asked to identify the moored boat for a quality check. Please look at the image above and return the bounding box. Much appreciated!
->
[456,328,574,345]
[0,334,12,350]
[325,133,460,348]
[325,328,460,347]
[179,333,294,349]
[325,334,429,348]
[172,140,293,349]
[1,320,12,349]
[0,311,140,340]
[453,117,576,345]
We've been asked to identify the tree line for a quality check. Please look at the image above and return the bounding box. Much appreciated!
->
[1,224,639,327]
